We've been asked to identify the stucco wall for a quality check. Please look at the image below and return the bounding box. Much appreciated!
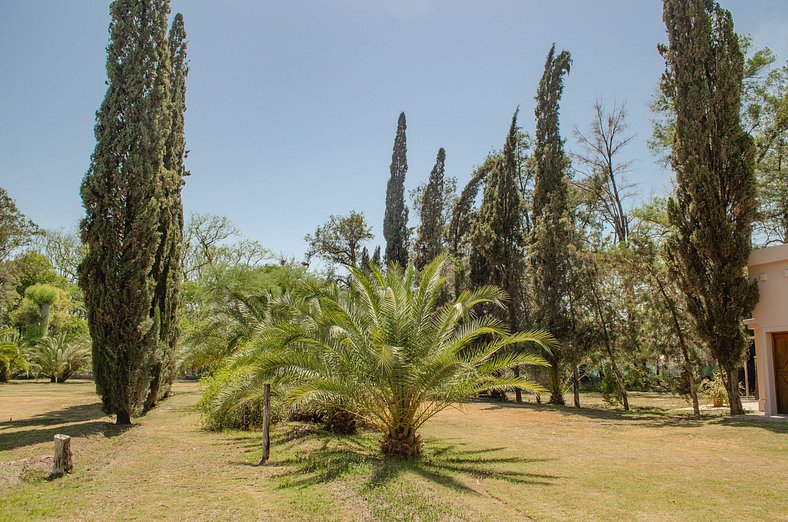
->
[746,243,788,415]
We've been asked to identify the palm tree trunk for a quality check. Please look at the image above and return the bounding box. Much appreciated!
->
[381,419,422,458]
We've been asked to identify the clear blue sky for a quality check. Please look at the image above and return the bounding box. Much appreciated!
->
[1,1,786,259]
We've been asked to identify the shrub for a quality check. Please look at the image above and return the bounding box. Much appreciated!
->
[197,366,284,431]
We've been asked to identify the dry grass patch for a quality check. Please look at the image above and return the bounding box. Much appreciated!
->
[1,381,786,521]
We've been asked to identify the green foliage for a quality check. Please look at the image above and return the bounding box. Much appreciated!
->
[471,111,527,328]
[180,262,316,373]
[243,256,554,458]
[305,211,373,272]
[29,333,90,383]
[413,148,449,270]
[384,112,410,267]
[0,187,39,264]
[698,371,729,405]
[661,0,758,415]
[0,328,29,382]
[530,45,573,405]
[197,366,284,430]
[79,0,174,423]
[145,11,190,411]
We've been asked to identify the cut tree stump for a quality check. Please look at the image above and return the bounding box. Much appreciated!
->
[48,434,72,479]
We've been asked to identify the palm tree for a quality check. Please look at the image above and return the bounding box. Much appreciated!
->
[245,256,554,458]
[30,333,90,383]
[0,328,29,382]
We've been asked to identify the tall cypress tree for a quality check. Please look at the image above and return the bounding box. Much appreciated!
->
[471,111,528,401]
[414,147,447,270]
[79,0,172,425]
[530,45,573,405]
[145,12,189,411]
[472,111,525,321]
[384,112,409,267]
[661,0,758,415]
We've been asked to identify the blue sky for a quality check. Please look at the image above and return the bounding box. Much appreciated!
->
[1,0,786,260]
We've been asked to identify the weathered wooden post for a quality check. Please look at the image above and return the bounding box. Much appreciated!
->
[257,383,271,465]
[49,434,72,479]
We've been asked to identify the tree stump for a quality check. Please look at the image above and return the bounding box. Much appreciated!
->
[49,434,72,479]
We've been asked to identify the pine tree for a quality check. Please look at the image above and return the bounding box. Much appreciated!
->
[145,12,188,411]
[661,0,758,415]
[79,0,173,425]
[413,148,447,270]
[384,112,409,267]
[530,45,573,405]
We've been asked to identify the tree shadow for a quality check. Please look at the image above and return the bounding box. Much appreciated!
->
[0,403,107,430]
[0,421,133,452]
[476,400,711,429]
[718,416,788,434]
[0,399,135,452]
[268,433,559,493]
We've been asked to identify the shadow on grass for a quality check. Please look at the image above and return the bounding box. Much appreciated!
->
[0,403,107,431]
[0,421,133,452]
[475,400,712,429]
[718,416,788,434]
[267,431,558,493]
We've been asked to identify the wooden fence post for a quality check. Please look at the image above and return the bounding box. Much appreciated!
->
[257,383,271,465]
[49,434,72,479]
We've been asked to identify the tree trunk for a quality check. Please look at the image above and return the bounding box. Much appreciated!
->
[590,285,629,410]
[513,365,522,403]
[48,434,72,479]
[723,364,744,416]
[324,407,357,434]
[605,349,630,411]
[381,421,422,459]
[116,411,131,425]
[653,275,699,416]
[143,363,162,413]
[257,383,271,465]
[572,362,581,408]
[0,365,8,383]
[548,362,565,405]
[40,302,51,337]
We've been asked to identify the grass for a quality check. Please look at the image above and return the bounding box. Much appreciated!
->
[1,381,786,521]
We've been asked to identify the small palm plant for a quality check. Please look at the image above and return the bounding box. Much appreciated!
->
[30,333,90,383]
[245,256,555,458]
[0,328,29,382]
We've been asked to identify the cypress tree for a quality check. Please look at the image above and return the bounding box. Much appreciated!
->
[530,45,573,405]
[371,245,382,268]
[661,0,758,415]
[472,110,525,320]
[413,148,447,270]
[145,12,189,411]
[471,111,528,401]
[384,112,409,267]
[79,0,173,425]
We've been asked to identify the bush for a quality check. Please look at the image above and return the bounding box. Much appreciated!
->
[29,334,89,382]
[600,368,623,406]
[197,366,284,431]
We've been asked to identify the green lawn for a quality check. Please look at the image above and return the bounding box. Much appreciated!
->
[1,381,786,521]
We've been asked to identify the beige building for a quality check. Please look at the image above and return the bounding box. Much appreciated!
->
[745,243,788,415]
